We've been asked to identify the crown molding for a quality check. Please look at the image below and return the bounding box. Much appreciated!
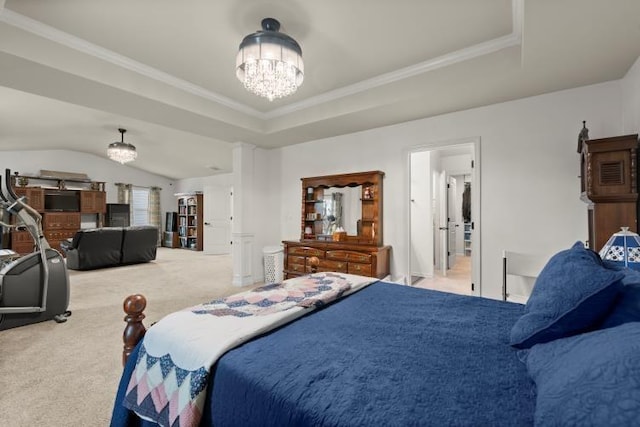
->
[0,0,523,122]
[0,8,264,118]
[264,34,521,120]
[266,0,524,119]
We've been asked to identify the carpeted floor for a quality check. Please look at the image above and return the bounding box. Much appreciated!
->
[0,248,246,426]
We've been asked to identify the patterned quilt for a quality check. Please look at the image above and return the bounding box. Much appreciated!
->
[122,272,377,427]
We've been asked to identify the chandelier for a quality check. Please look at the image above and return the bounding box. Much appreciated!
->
[236,18,304,101]
[107,128,137,164]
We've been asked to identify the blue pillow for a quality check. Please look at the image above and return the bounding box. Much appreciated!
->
[602,260,640,285]
[510,241,623,349]
[526,323,640,426]
[599,263,640,329]
[601,284,640,329]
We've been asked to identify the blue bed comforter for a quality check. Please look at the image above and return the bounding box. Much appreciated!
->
[112,282,535,426]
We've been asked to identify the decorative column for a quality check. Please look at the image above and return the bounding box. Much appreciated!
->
[232,142,256,286]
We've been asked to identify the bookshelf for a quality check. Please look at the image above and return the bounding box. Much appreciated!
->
[176,192,203,251]
[464,222,472,255]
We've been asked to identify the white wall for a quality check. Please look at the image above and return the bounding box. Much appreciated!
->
[622,56,640,134]
[252,147,281,282]
[0,150,174,227]
[275,80,623,300]
[175,173,233,194]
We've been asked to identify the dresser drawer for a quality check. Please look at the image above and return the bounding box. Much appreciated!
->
[326,250,372,263]
[45,230,76,241]
[12,231,33,243]
[288,263,308,274]
[288,255,306,266]
[319,259,348,272]
[348,263,372,276]
[288,246,325,257]
[12,242,35,255]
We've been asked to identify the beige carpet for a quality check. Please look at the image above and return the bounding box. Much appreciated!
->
[0,248,248,426]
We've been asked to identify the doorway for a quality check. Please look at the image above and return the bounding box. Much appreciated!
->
[203,185,232,255]
[407,138,480,296]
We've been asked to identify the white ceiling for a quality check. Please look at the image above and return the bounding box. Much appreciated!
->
[0,0,639,179]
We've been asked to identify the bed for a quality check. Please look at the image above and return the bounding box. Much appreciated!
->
[111,243,640,426]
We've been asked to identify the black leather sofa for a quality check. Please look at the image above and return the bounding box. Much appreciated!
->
[61,226,158,270]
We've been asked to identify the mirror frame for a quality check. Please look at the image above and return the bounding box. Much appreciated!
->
[300,170,384,246]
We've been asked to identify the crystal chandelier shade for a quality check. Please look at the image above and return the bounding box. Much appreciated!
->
[107,128,137,164]
[236,18,304,101]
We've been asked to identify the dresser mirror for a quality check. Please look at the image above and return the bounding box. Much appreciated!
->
[319,186,361,235]
[300,171,384,246]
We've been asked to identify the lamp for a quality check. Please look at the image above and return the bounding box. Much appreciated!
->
[236,18,304,101]
[107,128,137,164]
[599,227,640,270]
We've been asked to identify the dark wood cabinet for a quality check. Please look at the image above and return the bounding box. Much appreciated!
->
[581,134,639,251]
[12,211,81,254]
[81,190,106,213]
[14,187,45,212]
[43,212,81,253]
[11,230,36,254]
[162,231,179,248]
[10,178,106,254]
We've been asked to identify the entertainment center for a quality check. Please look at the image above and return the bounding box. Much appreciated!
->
[10,173,107,254]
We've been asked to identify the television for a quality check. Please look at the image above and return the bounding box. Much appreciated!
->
[44,191,80,212]
[106,203,130,227]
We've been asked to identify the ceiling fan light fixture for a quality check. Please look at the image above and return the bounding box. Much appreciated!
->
[107,128,137,164]
[236,18,304,102]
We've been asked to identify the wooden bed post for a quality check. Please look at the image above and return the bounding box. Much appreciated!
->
[122,294,147,367]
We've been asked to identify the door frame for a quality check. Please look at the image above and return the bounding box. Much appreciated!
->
[405,137,481,296]
[446,174,458,271]
[438,170,448,276]
[203,184,233,255]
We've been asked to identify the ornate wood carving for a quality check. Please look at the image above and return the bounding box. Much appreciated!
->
[581,134,640,251]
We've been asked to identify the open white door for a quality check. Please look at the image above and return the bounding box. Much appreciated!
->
[447,176,457,269]
[203,185,232,255]
[438,171,448,276]
[406,138,480,296]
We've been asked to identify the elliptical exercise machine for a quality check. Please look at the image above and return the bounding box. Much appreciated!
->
[0,169,71,330]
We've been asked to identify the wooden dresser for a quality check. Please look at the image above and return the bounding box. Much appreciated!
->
[43,212,82,253]
[283,170,391,280]
[283,241,390,279]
